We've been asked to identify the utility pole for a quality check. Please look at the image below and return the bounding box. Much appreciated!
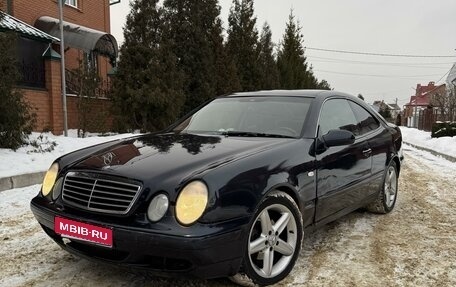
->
[58,0,68,136]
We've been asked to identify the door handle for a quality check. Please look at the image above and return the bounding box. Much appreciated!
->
[362,148,372,157]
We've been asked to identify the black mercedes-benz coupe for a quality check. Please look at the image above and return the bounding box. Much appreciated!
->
[31,90,403,286]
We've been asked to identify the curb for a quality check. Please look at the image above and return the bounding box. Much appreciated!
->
[0,171,45,192]
[403,142,456,163]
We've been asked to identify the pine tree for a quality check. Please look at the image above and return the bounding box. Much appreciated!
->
[0,29,35,149]
[277,11,331,90]
[210,17,241,96]
[317,79,331,90]
[307,65,331,90]
[379,106,392,120]
[111,0,184,132]
[258,23,279,90]
[164,0,234,115]
[277,11,309,89]
[226,0,261,91]
[306,65,319,89]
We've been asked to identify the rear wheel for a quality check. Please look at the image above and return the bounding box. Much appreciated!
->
[366,161,398,214]
[230,191,303,286]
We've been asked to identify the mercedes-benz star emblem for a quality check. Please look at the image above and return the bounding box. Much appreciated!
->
[102,152,115,166]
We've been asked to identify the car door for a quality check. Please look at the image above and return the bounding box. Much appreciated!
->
[315,98,373,222]
[348,100,389,193]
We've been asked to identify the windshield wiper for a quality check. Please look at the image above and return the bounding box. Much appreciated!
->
[219,131,294,138]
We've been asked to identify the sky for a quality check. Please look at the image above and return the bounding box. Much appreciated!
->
[110,0,456,107]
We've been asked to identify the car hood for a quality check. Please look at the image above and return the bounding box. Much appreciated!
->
[66,133,294,185]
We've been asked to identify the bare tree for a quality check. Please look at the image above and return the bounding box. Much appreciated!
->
[448,87,456,122]
[431,89,456,122]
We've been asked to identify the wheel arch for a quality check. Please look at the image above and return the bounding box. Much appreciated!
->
[390,155,401,176]
[232,184,304,286]
[273,185,301,210]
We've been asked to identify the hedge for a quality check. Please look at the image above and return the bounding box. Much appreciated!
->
[431,122,456,138]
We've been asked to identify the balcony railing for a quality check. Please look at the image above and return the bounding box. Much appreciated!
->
[65,69,112,99]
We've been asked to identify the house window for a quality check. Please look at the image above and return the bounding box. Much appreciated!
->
[65,0,78,8]
[84,51,98,72]
[17,37,47,89]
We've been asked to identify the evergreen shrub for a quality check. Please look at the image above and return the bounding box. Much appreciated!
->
[431,122,456,138]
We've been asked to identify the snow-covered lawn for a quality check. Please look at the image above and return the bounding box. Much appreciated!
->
[400,126,456,158]
[0,130,136,178]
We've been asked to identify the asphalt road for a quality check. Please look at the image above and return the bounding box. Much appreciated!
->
[1,147,455,287]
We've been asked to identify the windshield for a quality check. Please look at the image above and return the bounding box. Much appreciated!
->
[174,96,312,138]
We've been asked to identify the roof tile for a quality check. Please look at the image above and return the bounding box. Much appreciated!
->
[0,11,59,43]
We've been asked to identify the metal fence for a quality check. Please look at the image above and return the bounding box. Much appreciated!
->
[18,59,45,89]
[411,108,445,131]
[403,107,447,132]
[65,69,112,99]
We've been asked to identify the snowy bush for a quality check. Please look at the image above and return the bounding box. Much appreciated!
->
[27,134,58,153]
[431,122,456,138]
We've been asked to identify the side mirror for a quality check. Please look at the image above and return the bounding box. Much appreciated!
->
[322,130,355,147]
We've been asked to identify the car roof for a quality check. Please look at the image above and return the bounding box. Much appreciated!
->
[225,89,353,100]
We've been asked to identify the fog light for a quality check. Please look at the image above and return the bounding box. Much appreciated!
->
[147,194,169,222]
[52,177,63,201]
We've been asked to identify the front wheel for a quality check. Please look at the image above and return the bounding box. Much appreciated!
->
[366,161,398,214]
[230,191,303,286]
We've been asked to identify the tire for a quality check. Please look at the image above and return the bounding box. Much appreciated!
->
[230,191,303,286]
[366,160,398,214]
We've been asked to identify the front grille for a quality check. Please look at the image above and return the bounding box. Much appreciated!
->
[62,172,142,215]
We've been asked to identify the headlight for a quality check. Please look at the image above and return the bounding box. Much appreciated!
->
[42,163,59,197]
[147,194,169,222]
[175,181,208,225]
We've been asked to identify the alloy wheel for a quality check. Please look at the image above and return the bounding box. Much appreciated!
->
[384,165,397,208]
[247,203,298,278]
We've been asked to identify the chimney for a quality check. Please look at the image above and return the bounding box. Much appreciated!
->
[416,84,422,96]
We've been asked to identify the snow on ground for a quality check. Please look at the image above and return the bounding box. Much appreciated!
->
[402,144,456,180]
[0,126,454,286]
[0,130,136,178]
[1,150,455,286]
[400,126,456,157]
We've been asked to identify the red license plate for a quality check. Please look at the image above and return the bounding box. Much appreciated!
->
[54,217,113,248]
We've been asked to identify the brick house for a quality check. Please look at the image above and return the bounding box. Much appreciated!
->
[403,81,446,131]
[0,0,117,134]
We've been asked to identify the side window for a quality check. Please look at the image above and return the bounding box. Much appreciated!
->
[349,101,380,136]
[319,99,359,136]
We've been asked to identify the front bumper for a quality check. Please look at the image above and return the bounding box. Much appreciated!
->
[30,196,249,279]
